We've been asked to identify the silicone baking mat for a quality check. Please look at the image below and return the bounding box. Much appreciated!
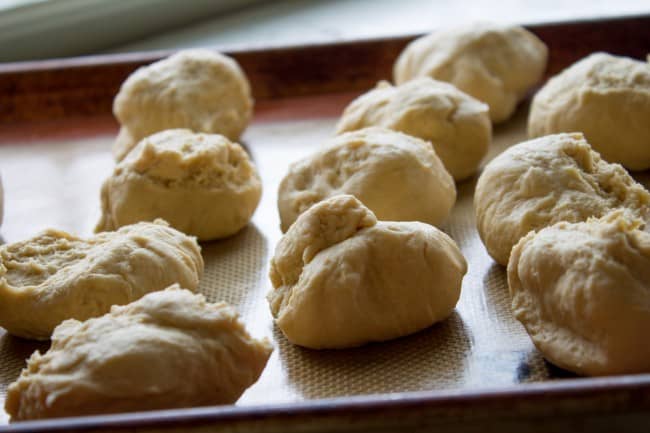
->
[0,97,604,424]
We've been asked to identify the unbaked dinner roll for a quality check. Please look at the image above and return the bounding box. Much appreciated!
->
[0,220,203,340]
[6,286,272,420]
[474,133,650,266]
[528,52,650,170]
[336,78,491,180]
[394,23,547,123]
[278,127,455,232]
[97,129,262,240]
[112,49,253,161]
[268,195,467,349]
[508,211,650,376]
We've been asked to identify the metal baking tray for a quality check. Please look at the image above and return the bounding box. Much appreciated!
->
[0,14,649,432]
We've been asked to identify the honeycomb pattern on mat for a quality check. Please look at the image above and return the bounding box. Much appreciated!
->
[444,177,554,386]
[274,313,471,398]
[0,111,584,422]
[198,224,269,317]
[0,334,48,408]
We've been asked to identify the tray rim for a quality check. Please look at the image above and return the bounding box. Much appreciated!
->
[4,374,650,431]
[2,12,650,432]
[2,13,650,126]
[0,12,648,74]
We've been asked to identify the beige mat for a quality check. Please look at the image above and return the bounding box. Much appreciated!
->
[0,102,584,423]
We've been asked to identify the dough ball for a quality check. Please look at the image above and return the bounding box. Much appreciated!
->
[475,132,650,266]
[394,23,548,123]
[336,78,491,180]
[0,220,203,340]
[268,195,467,349]
[113,49,253,161]
[528,52,650,170]
[5,286,272,420]
[97,129,262,240]
[508,211,650,376]
[278,127,456,232]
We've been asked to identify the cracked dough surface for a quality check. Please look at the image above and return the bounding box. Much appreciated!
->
[97,129,262,240]
[268,195,467,349]
[0,220,203,340]
[508,211,650,376]
[5,286,272,420]
[394,22,547,123]
[277,127,455,232]
[474,132,650,266]
[336,78,491,181]
[528,52,650,171]
[112,49,253,161]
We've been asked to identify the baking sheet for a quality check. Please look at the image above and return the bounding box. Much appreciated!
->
[0,95,602,424]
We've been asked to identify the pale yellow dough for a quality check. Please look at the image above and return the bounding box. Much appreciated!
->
[5,286,272,420]
[277,127,456,232]
[112,49,253,161]
[268,195,467,349]
[474,133,650,266]
[508,211,650,376]
[528,52,650,170]
[97,129,262,240]
[336,78,491,180]
[0,220,203,340]
[394,23,547,123]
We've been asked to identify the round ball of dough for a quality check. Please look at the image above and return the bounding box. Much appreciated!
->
[6,286,272,420]
[278,127,456,232]
[394,23,548,123]
[336,78,491,180]
[268,195,467,349]
[113,49,253,161]
[508,211,650,376]
[97,129,262,240]
[0,220,203,340]
[528,52,650,171]
[474,132,650,266]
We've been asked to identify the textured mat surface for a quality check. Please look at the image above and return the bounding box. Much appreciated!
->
[0,100,581,423]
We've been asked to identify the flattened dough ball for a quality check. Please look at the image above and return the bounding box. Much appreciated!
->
[508,211,650,376]
[336,78,491,180]
[394,23,548,123]
[268,195,467,349]
[5,286,272,420]
[113,49,253,160]
[474,133,650,266]
[529,52,650,170]
[0,220,203,340]
[278,127,456,232]
[97,129,262,240]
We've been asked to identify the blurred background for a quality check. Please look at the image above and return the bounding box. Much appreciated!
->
[0,0,649,63]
